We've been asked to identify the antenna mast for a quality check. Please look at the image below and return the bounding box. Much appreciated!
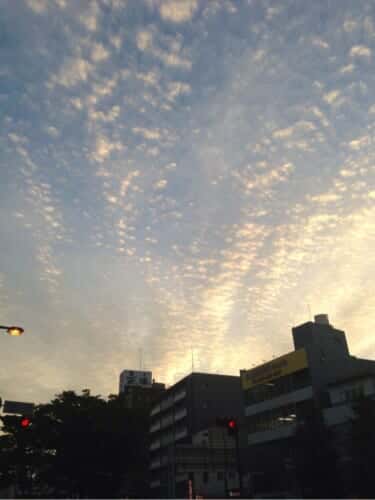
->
[139,348,143,370]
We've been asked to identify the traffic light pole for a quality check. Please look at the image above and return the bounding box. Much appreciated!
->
[234,429,243,497]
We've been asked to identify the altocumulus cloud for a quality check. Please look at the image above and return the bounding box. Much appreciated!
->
[0,0,374,402]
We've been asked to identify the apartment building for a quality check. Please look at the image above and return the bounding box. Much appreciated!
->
[149,372,243,498]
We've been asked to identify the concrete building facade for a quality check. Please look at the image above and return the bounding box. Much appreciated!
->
[240,314,375,497]
[149,372,243,498]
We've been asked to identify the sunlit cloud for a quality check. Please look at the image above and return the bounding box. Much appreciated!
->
[349,45,372,58]
[26,0,48,14]
[149,0,198,23]
[49,57,93,88]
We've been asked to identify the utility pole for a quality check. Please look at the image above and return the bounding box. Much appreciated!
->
[234,427,243,497]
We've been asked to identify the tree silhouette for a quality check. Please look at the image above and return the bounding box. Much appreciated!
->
[0,390,150,498]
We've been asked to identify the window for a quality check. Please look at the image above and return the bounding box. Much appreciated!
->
[203,471,208,483]
[344,385,364,402]
[217,471,224,481]
[244,369,311,406]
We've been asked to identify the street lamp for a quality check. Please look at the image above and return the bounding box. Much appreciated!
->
[0,325,24,336]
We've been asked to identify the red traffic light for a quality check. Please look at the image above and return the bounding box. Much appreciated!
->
[228,419,237,429]
[20,417,31,428]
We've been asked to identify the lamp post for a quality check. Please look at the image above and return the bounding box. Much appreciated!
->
[0,325,24,336]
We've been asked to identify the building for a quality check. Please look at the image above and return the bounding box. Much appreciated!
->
[119,369,153,393]
[240,314,375,497]
[323,364,375,495]
[119,369,165,411]
[149,372,244,498]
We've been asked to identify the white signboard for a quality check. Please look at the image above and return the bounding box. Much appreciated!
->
[119,370,152,392]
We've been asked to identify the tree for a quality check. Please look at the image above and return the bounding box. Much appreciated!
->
[0,390,150,498]
[349,397,375,498]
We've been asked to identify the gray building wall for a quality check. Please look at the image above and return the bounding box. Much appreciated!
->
[149,372,244,498]
[292,319,350,398]
[242,315,375,498]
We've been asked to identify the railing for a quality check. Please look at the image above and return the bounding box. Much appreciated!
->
[151,404,161,416]
[161,397,174,410]
[174,427,188,441]
[150,459,161,470]
[150,479,161,488]
[150,440,161,451]
[174,390,187,402]
[174,408,187,421]
[150,421,161,433]
[161,414,174,428]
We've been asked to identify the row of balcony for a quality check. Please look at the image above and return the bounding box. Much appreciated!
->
[150,389,187,416]
[150,407,187,433]
[149,427,188,456]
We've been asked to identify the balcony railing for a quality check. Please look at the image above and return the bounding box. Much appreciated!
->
[150,459,161,470]
[174,408,187,421]
[161,397,174,410]
[151,404,161,416]
[150,421,161,433]
[150,440,161,451]
[175,427,188,441]
[161,414,174,428]
[174,390,187,402]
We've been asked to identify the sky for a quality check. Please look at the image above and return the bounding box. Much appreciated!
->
[0,0,374,404]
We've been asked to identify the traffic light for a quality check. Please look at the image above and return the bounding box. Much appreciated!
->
[20,416,32,428]
[227,418,238,436]
[215,417,238,436]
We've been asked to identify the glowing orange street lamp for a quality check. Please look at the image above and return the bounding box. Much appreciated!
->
[0,325,24,336]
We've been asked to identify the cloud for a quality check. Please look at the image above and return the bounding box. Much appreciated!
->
[132,127,161,140]
[155,0,198,23]
[166,81,191,101]
[25,0,48,13]
[79,1,99,31]
[350,45,372,58]
[136,28,192,70]
[45,126,60,137]
[154,179,168,190]
[91,135,123,162]
[311,37,329,49]
[89,105,120,123]
[91,43,110,62]
[343,19,358,32]
[49,57,93,88]
[323,90,341,104]
[340,63,355,74]
[137,30,153,51]
[273,127,294,139]
[348,135,370,150]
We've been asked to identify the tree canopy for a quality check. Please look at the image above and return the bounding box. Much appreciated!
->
[0,390,150,498]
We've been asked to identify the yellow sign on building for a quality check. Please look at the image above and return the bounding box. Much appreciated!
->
[241,349,308,390]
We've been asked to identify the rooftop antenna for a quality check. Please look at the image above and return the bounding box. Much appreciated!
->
[139,348,143,371]
[307,303,312,321]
